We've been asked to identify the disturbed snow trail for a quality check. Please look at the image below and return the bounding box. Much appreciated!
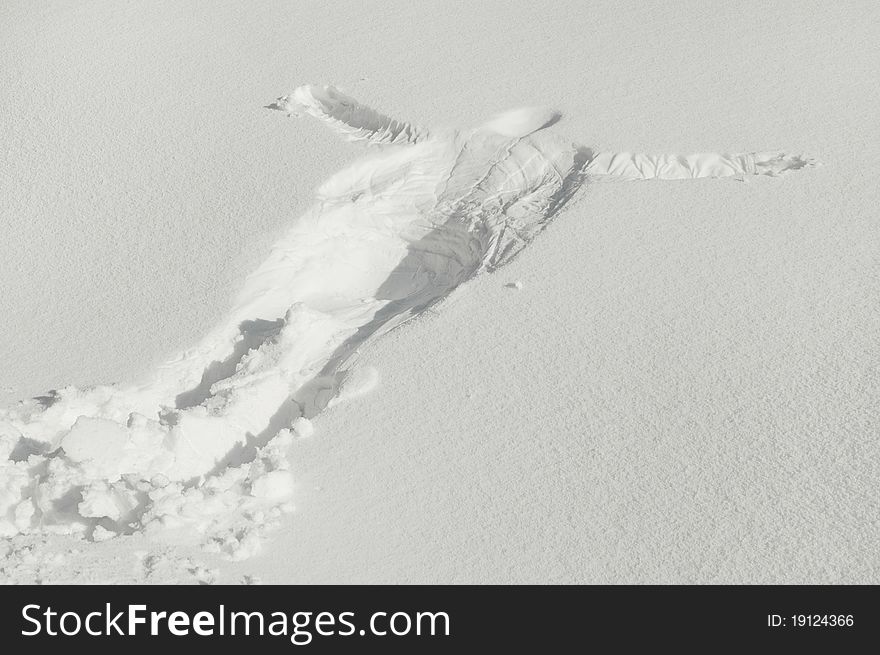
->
[0,85,813,559]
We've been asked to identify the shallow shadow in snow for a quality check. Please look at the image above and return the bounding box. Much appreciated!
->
[9,436,52,462]
[175,318,285,409]
[33,390,60,409]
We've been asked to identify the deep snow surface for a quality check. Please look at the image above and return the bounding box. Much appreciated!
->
[1,1,878,583]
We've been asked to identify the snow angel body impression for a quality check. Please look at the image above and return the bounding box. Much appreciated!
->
[0,84,813,547]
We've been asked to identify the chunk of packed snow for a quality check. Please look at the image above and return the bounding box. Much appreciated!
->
[291,417,315,439]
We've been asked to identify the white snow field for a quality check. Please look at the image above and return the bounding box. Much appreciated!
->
[1,1,878,583]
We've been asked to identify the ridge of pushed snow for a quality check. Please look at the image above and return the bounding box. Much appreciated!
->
[267,85,430,146]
